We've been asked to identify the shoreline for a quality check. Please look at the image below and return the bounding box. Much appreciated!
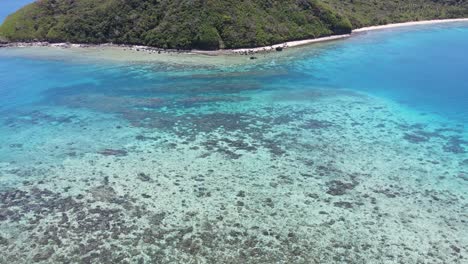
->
[0,34,352,57]
[199,34,352,55]
[353,18,468,33]
[0,18,467,60]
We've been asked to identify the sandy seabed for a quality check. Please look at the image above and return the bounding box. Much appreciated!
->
[0,87,466,263]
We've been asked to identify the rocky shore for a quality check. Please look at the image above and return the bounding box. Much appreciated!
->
[0,34,351,58]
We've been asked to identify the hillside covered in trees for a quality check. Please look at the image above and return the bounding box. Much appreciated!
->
[0,0,467,50]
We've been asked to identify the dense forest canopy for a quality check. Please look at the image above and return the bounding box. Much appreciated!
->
[0,0,467,50]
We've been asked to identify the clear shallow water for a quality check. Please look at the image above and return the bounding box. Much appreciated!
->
[0,24,467,263]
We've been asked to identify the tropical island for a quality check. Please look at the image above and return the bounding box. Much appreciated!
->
[1,1,468,264]
[0,0,467,50]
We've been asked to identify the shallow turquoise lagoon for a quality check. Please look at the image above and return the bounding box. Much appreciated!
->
[0,23,467,263]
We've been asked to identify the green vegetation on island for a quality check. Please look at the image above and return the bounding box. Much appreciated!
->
[0,0,467,50]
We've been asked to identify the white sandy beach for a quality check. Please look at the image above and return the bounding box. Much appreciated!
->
[197,34,352,55]
[353,18,468,33]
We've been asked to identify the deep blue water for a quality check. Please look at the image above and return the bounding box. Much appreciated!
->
[295,24,468,122]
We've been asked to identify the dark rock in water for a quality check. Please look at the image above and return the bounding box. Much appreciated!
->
[137,173,151,182]
[33,248,54,262]
[301,119,332,130]
[0,235,8,245]
[444,144,466,154]
[135,134,159,141]
[403,133,428,143]
[98,149,128,156]
[443,136,467,154]
[150,212,166,226]
[90,185,118,202]
[450,245,461,254]
[250,56,257,60]
[372,187,400,198]
[275,47,283,52]
[326,180,357,196]
[458,173,468,181]
[236,191,246,197]
[264,198,274,208]
[334,201,353,209]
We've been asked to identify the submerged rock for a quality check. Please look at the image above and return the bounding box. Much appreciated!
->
[326,180,358,196]
[458,173,468,181]
[33,248,55,262]
[403,133,428,143]
[443,136,467,154]
[98,149,128,156]
[137,173,151,182]
[301,119,333,130]
[0,235,8,245]
[334,201,353,209]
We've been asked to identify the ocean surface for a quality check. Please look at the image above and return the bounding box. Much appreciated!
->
[0,12,467,264]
